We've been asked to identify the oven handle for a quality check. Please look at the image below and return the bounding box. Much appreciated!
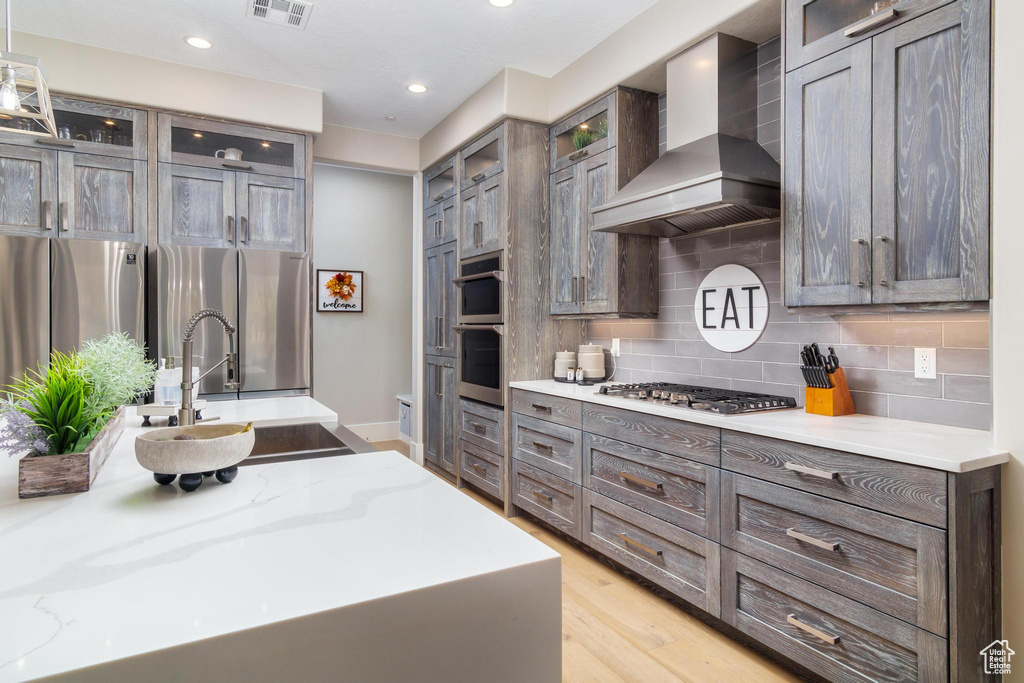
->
[452,270,504,286]
[453,324,504,335]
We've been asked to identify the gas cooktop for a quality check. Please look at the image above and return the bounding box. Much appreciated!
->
[598,382,797,415]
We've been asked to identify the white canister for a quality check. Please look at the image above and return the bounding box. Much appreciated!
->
[554,351,577,380]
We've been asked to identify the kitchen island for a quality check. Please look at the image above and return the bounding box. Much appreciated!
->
[0,397,561,683]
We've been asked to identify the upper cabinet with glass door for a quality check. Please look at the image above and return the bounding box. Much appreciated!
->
[158,114,306,179]
[785,0,957,71]
[459,124,503,191]
[0,95,147,160]
[424,155,457,208]
[550,92,616,174]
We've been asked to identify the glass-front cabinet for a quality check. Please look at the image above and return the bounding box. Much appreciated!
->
[549,93,616,173]
[459,124,504,191]
[0,95,147,160]
[424,155,456,207]
[785,0,957,70]
[158,113,305,179]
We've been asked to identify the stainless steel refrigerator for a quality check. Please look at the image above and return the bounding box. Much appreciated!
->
[0,235,144,387]
[157,245,310,397]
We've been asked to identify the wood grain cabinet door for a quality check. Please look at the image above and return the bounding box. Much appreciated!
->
[0,143,57,237]
[423,242,457,358]
[460,173,503,259]
[870,0,990,303]
[423,354,457,475]
[579,149,619,315]
[158,163,236,248]
[784,42,872,307]
[549,165,581,314]
[459,182,480,259]
[423,202,442,250]
[58,153,146,242]
[236,173,305,252]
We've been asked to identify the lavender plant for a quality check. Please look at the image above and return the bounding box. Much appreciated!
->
[0,398,50,456]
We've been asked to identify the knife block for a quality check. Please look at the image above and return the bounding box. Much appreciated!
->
[805,367,856,417]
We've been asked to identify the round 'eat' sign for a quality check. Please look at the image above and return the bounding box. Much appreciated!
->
[693,264,769,352]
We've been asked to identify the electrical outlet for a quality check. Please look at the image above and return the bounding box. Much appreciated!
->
[611,339,621,357]
[914,348,936,379]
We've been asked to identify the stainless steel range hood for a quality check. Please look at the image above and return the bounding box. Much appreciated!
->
[593,33,780,238]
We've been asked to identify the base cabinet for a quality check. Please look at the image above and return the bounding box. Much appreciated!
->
[509,388,999,682]
[424,355,457,475]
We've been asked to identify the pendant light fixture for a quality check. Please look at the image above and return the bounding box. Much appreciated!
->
[0,0,56,136]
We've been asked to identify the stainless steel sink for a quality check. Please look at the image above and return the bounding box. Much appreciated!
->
[239,422,374,466]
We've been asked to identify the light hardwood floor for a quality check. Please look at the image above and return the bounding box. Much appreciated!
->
[370,440,410,457]
[444,480,803,683]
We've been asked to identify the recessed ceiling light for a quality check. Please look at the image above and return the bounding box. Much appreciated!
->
[193,131,203,138]
[185,36,212,49]
[384,115,396,121]
[489,0,515,6]
[261,142,270,148]
[407,83,428,94]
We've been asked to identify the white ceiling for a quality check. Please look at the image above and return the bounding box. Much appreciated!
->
[5,0,661,138]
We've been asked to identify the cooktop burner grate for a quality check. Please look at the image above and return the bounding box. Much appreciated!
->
[598,382,797,415]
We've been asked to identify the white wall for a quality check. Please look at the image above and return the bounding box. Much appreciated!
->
[992,0,1024,652]
[312,164,414,438]
[313,124,420,174]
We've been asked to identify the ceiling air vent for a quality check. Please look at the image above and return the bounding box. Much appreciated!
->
[247,0,313,29]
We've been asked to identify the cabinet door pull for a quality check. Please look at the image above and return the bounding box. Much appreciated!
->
[619,471,663,492]
[843,7,898,37]
[59,201,69,232]
[568,148,590,161]
[579,275,586,303]
[434,219,441,238]
[42,200,53,231]
[221,160,254,171]
[530,403,551,412]
[786,528,839,552]
[239,216,249,243]
[786,614,839,645]
[471,463,488,477]
[437,317,444,347]
[35,137,75,148]
[432,192,445,202]
[227,215,235,243]
[571,276,578,304]
[435,364,442,396]
[619,533,663,559]
[532,441,553,452]
[874,235,893,287]
[784,462,838,480]
[470,421,487,433]
[532,489,553,503]
[851,238,869,287]
[471,172,486,183]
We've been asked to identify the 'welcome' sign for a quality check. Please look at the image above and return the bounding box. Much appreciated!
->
[693,264,769,352]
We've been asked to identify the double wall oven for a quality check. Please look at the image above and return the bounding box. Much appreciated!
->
[453,252,504,406]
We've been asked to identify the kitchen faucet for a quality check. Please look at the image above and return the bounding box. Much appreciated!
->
[178,309,239,427]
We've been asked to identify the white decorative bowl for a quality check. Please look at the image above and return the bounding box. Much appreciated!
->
[135,423,255,475]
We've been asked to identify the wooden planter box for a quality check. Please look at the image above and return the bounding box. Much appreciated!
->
[18,406,127,499]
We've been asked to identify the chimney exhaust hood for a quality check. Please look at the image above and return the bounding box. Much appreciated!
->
[592,33,780,238]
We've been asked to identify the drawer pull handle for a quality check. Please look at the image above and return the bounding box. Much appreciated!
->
[471,171,487,182]
[843,7,898,37]
[784,462,838,480]
[787,614,840,645]
[530,403,552,412]
[568,148,590,161]
[470,421,487,433]
[619,471,663,492]
[532,489,553,503]
[471,463,488,476]
[619,533,663,559]
[786,528,839,552]
[532,441,553,451]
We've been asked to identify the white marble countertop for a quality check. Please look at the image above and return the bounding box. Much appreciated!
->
[0,397,558,682]
[510,380,1009,473]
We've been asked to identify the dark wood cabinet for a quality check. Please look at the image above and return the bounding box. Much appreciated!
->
[424,241,457,357]
[547,88,659,317]
[58,153,147,242]
[424,354,457,475]
[0,143,57,237]
[784,43,873,306]
[784,0,990,306]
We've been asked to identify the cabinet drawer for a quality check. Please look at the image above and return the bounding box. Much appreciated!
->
[582,490,720,616]
[512,413,582,483]
[460,399,504,454]
[722,550,947,682]
[582,403,720,467]
[511,389,582,429]
[460,440,504,500]
[720,431,947,528]
[513,460,580,540]
[722,473,947,636]
[583,433,719,541]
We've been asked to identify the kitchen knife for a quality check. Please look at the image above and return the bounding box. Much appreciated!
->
[827,346,840,372]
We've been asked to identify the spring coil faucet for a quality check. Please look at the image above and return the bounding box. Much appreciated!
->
[178,309,239,426]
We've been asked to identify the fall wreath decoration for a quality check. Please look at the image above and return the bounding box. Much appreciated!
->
[325,271,357,301]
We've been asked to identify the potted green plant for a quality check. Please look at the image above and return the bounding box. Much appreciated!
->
[2,333,155,498]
